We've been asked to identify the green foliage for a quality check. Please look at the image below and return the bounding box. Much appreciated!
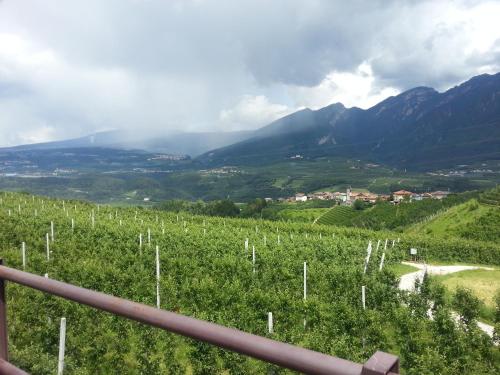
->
[452,288,482,326]
[0,192,498,374]
[156,199,240,218]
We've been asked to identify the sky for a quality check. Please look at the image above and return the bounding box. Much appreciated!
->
[0,0,499,147]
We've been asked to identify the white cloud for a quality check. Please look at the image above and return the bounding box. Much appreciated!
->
[219,95,295,130]
[288,63,400,109]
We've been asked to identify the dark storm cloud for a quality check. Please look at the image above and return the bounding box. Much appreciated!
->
[0,0,498,146]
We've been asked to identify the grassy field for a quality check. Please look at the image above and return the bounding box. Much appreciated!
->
[433,269,500,324]
[408,199,500,242]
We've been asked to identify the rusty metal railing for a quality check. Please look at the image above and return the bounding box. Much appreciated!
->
[0,260,399,374]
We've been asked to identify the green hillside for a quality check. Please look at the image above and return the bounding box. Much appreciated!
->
[315,192,478,231]
[408,198,500,242]
[315,206,360,226]
[0,192,499,373]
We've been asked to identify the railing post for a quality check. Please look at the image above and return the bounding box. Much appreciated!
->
[362,351,399,375]
[0,259,8,360]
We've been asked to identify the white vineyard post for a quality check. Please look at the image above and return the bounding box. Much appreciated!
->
[21,242,26,270]
[362,286,366,310]
[277,235,280,245]
[51,221,55,242]
[376,240,381,251]
[384,239,388,250]
[148,228,151,245]
[303,261,307,301]
[46,233,50,261]
[379,252,386,271]
[252,246,256,274]
[57,317,66,375]
[71,218,75,232]
[268,312,273,334]
[245,238,249,252]
[8,209,11,217]
[139,233,143,256]
[363,241,373,274]
[156,245,161,309]
[392,240,395,248]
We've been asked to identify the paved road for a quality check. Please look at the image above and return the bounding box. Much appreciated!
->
[398,262,495,338]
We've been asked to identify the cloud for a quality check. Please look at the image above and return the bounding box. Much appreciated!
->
[288,63,400,110]
[0,0,499,146]
[219,95,295,130]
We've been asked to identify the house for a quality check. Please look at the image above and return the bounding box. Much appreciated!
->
[264,197,273,203]
[295,193,308,202]
[308,191,334,200]
[431,191,450,200]
[421,193,433,199]
[333,192,348,202]
[392,190,414,203]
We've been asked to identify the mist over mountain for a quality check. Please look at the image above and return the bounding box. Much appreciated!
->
[0,130,254,157]
[200,72,500,170]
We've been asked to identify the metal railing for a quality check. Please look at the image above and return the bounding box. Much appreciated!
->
[0,260,399,375]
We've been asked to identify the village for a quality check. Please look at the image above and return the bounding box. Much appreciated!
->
[276,188,451,205]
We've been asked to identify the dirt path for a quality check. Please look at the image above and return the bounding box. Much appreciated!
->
[398,262,496,338]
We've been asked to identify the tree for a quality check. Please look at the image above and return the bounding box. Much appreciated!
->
[452,287,481,327]
[353,199,365,210]
[205,199,240,217]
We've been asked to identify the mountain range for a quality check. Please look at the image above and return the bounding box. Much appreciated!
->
[3,72,500,171]
[200,72,500,169]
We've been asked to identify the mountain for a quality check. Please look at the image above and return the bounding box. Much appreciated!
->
[1,130,254,157]
[200,73,500,170]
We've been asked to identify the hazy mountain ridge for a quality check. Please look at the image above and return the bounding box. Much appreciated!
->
[1,130,254,157]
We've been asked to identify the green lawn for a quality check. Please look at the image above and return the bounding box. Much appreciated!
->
[433,269,500,324]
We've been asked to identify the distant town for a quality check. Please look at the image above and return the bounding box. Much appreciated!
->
[273,188,451,205]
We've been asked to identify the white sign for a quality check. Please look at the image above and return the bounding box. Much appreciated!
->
[410,248,417,255]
